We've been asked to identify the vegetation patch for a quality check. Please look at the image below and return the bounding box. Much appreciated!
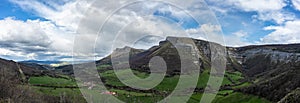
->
[213,92,271,103]
[232,82,252,89]
[29,76,76,87]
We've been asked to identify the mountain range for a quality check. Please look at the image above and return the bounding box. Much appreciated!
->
[56,37,300,102]
[1,36,299,102]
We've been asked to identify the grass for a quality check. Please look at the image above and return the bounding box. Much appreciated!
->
[187,91,270,103]
[28,69,268,103]
[197,70,210,88]
[28,68,258,103]
[32,86,81,96]
[110,89,152,96]
[154,75,179,91]
[97,64,111,70]
[100,70,126,86]
[100,69,150,87]
[100,69,245,91]
[100,69,179,91]
[29,76,77,87]
[189,93,203,102]
[232,82,252,89]
[222,77,233,85]
[197,70,243,88]
[116,94,163,103]
[212,92,271,103]
[218,90,234,95]
[226,71,244,84]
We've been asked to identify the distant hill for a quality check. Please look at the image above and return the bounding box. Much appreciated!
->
[19,60,71,71]
[20,60,64,65]
[0,58,59,80]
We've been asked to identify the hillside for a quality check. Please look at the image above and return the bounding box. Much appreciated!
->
[92,37,300,102]
[0,58,85,103]
[0,37,299,102]
[230,44,300,101]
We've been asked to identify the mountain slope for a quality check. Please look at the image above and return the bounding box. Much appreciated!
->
[55,37,299,102]
[231,44,300,102]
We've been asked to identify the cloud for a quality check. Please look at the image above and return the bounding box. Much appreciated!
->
[0,18,51,51]
[185,24,252,47]
[252,11,295,24]
[0,17,74,61]
[261,20,300,44]
[224,30,252,47]
[73,0,225,59]
[208,0,293,24]
[7,0,295,61]
[229,0,286,12]
[3,0,93,61]
[292,0,300,11]
[9,0,91,31]
[208,0,286,11]
[8,0,200,60]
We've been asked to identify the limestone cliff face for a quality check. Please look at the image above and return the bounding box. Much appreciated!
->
[279,88,300,103]
[229,44,300,102]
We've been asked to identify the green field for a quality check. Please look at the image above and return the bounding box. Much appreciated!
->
[97,64,111,70]
[27,66,269,103]
[188,91,270,103]
[32,86,81,96]
[226,71,244,84]
[100,69,244,90]
[96,68,271,103]
[232,82,252,89]
[29,76,77,87]
[212,92,271,103]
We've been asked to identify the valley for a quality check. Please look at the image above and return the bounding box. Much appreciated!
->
[1,37,299,103]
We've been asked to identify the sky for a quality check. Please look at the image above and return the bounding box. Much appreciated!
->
[0,0,300,61]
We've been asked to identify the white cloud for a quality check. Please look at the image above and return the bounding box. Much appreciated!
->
[3,0,252,61]
[0,17,74,61]
[229,0,286,12]
[0,17,51,46]
[292,0,300,11]
[185,24,251,47]
[224,30,252,47]
[208,0,286,12]
[261,20,300,44]
[185,24,252,47]
[9,0,91,31]
[253,11,295,24]
[0,47,42,61]
[0,48,23,57]
[209,0,292,24]
[233,30,248,38]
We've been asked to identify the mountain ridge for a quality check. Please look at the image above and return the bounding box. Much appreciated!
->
[2,36,297,102]
[96,36,299,102]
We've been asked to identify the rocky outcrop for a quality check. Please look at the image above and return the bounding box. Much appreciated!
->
[230,44,300,102]
[278,88,300,103]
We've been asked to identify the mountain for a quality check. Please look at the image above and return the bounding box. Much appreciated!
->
[19,60,71,72]
[231,44,300,101]
[278,88,300,103]
[20,60,64,65]
[19,62,54,70]
[96,37,241,75]
[51,36,299,102]
[0,58,60,79]
[0,58,83,103]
